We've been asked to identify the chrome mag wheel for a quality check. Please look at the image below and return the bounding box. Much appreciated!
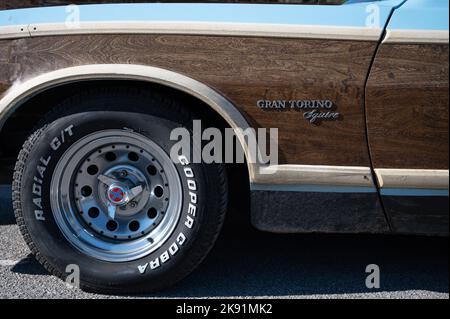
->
[50,130,182,262]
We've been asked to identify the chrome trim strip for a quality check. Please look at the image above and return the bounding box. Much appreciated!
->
[255,165,376,188]
[0,22,382,41]
[251,183,377,193]
[383,29,449,44]
[0,25,30,39]
[375,169,449,190]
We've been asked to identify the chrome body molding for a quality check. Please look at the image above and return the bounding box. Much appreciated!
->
[250,183,377,194]
[0,22,383,41]
[253,167,450,195]
[0,25,30,39]
[375,169,449,190]
[383,29,450,44]
[253,165,376,188]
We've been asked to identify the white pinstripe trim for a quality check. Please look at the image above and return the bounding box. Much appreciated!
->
[0,21,382,41]
[375,169,449,190]
[383,29,449,44]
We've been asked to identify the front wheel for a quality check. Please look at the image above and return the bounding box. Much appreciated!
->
[12,89,227,293]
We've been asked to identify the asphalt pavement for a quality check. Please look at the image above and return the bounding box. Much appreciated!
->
[0,184,448,299]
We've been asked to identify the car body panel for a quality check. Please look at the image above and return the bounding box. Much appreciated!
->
[366,0,449,234]
[0,35,377,168]
[0,0,448,235]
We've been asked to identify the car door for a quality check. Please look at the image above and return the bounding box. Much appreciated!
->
[365,0,449,235]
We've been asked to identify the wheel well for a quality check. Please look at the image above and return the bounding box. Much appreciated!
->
[0,80,250,211]
[1,80,227,153]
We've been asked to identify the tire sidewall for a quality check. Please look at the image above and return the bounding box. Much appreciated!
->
[19,111,210,289]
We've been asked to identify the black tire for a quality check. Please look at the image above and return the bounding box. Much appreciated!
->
[12,88,227,293]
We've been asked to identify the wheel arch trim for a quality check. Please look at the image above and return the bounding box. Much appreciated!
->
[0,64,259,179]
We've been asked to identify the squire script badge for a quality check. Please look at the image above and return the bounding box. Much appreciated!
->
[256,100,340,124]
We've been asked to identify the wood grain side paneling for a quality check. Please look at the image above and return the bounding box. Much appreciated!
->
[0,40,13,96]
[0,39,21,99]
[366,43,449,170]
[5,34,375,166]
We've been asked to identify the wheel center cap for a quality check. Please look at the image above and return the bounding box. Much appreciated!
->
[107,184,129,206]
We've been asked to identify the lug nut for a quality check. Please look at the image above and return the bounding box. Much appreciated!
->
[120,171,128,178]
[130,201,137,208]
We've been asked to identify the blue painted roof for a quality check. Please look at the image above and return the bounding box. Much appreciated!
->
[0,1,403,28]
[387,0,449,30]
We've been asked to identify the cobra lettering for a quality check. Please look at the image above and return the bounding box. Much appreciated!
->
[138,232,187,273]
[137,155,197,273]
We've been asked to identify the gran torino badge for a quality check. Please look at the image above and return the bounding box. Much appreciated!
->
[256,99,340,124]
